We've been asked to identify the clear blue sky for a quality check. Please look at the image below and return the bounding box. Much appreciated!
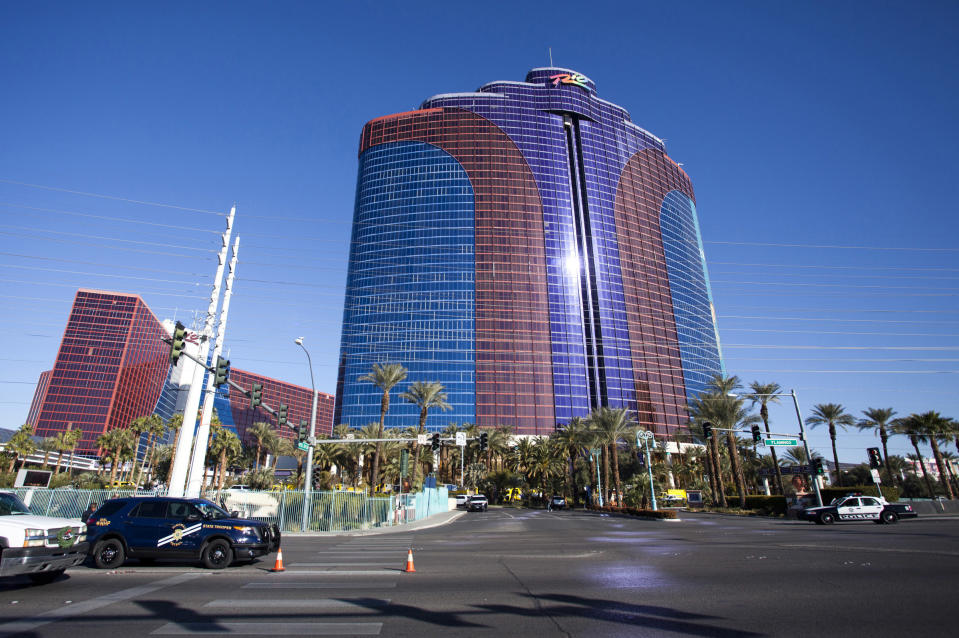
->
[1,1,957,465]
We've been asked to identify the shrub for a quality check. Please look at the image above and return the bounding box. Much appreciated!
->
[740,495,787,516]
[819,485,899,503]
[48,472,75,489]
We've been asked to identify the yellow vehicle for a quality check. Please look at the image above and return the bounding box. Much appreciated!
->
[109,481,137,489]
[505,488,524,502]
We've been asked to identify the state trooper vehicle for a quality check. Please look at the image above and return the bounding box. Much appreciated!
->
[800,494,900,525]
[86,496,280,569]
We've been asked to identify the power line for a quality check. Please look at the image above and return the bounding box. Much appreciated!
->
[0,264,208,286]
[0,178,226,215]
[708,261,959,273]
[0,278,208,299]
[0,202,223,234]
[0,229,215,259]
[0,251,212,277]
[705,240,959,252]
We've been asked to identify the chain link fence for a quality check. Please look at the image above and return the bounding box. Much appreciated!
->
[9,486,449,532]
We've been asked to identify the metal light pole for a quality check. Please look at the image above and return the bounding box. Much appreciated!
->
[733,389,823,508]
[636,430,658,511]
[295,337,318,531]
[592,448,603,507]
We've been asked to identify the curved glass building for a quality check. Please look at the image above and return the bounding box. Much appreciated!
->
[335,68,723,436]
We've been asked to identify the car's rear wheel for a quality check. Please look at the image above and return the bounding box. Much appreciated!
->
[819,512,835,525]
[881,510,898,524]
[93,538,126,569]
[28,569,65,585]
[201,539,233,569]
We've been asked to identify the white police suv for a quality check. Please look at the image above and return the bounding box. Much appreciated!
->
[800,495,898,525]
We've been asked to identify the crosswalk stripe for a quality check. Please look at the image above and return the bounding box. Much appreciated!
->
[242,582,397,589]
[151,622,382,635]
[203,599,391,609]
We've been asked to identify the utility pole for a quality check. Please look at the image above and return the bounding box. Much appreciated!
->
[186,236,239,497]
[168,205,234,497]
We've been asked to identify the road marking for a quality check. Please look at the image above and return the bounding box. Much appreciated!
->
[204,599,391,609]
[151,622,382,635]
[255,569,397,576]
[779,543,959,557]
[0,572,206,635]
[291,562,394,567]
[242,582,397,589]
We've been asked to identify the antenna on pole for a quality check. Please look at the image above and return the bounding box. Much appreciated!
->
[549,47,553,67]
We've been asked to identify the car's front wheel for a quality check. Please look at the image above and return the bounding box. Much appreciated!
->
[93,538,126,569]
[201,539,233,570]
[881,510,898,524]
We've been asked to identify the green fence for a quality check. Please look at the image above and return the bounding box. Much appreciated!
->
[9,487,447,533]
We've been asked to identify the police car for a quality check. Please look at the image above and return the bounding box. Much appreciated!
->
[800,495,899,525]
[86,497,280,569]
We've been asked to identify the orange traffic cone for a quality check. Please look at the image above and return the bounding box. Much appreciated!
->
[270,548,286,572]
[404,548,416,573]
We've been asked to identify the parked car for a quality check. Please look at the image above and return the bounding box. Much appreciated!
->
[549,495,567,510]
[467,495,488,512]
[455,494,470,508]
[86,496,280,569]
[0,491,88,584]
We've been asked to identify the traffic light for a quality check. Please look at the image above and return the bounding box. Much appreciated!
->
[169,321,187,365]
[812,458,825,476]
[400,449,410,478]
[213,356,229,387]
[479,432,489,452]
[312,465,323,489]
[702,421,713,440]
[298,420,308,444]
[277,404,288,428]
[250,383,263,409]
[751,424,762,443]
[431,433,440,452]
[867,447,882,469]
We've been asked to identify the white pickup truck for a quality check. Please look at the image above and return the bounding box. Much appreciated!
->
[0,491,88,584]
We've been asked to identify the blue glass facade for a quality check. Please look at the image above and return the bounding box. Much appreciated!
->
[336,68,723,436]
[337,142,476,429]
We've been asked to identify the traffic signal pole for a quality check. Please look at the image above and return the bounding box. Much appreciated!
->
[169,206,234,497]
[186,236,239,497]
[791,389,823,507]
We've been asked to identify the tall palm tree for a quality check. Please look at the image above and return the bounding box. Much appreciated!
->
[53,425,81,475]
[358,363,408,494]
[137,414,166,485]
[400,380,451,486]
[126,416,153,484]
[5,424,35,473]
[892,416,937,498]
[910,411,955,499]
[553,417,592,499]
[248,421,274,470]
[98,428,134,486]
[858,407,897,486]
[748,381,785,494]
[210,429,242,490]
[588,407,634,506]
[806,403,855,487]
[38,437,58,470]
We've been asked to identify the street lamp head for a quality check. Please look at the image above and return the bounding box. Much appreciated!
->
[295,337,304,346]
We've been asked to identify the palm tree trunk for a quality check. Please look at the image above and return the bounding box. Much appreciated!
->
[830,427,842,487]
[928,440,954,499]
[710,435,727,507]
[612,445,622,506]
[109,447,121,485]
[41,449,50,470]
[255,443,262,470]
[218,449,228,490]
[912,438,936,498]
[602,445,610,505]
[880,429,896,487]
[727,432,747,509]
[54,451,64,475]
[371,399,387,495]
[137,434,152,487]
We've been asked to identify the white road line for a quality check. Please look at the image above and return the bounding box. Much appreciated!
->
[0,572,207,636]
[203,599,391,609]
[151,622,382,635]
[242,582,397,589]
[291,562,394,567]
[258,569,397,576]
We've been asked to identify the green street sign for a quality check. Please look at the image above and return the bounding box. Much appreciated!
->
[297,441,309,451]
[763,438,799,447]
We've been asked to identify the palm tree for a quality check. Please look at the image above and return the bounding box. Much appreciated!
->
[554,417,592,500]
[210,428,242,490]
[892,416,937,498]
[400,380,451,486]
[248,421,274,470]
[5,424,36,473]
[358,362,408,494]
[910,411,955,499]
[588,407,634,506]
[137,414,166,485]
[858,407,897,486]
[38,437,58,470]
[748,381,785,494]
[98,428,134,486]
[126,416,153,483]
[53,425,81,475]
[806,403,855,487]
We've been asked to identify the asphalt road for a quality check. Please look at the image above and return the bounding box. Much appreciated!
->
[2,508,957,637]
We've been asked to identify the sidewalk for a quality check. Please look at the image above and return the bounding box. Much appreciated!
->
[284,509,466,537]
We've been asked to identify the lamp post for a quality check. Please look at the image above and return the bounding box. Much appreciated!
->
[636,430,658,511]
[591,448,603,507]
[731,389,823,507]
[295,337,318,531]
